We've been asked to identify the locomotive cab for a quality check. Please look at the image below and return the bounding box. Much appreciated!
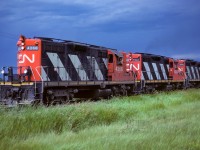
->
[1,35,42,83]
[17,35,42,82]
[107,50,135,81]
[0,35,42,106]
[169,59,186,81]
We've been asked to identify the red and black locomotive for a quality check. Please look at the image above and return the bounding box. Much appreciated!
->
[0,35,200,106]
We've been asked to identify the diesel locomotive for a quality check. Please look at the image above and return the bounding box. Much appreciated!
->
[0,35,200,106]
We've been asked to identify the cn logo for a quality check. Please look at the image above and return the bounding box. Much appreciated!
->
[130,64,140,71]
[18,54,35,64]
[178,67,183,71]
[126,63,140,72]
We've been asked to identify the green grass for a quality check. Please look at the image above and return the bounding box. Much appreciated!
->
[0,89,200,150]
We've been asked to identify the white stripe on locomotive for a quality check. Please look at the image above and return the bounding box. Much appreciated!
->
[141,72,145,80]
[191,67,196,79]
[69,54,89,81]
[160,64,168,80]
[167,64,169,70]
[47,52,71,81]
[102,58,108,69]
[195,67,200,79]
[199,67,200,78]
[152,63,161,80]
[198,67,200,79]
[143,62,152,80]
[94,58,104,80]
[186,66,192,79]
[87,56,104,80]
[41,67,50,81]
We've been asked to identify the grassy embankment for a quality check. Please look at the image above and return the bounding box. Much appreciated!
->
[0,89,200,150]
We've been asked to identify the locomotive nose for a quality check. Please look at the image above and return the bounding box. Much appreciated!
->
[0,83,36,107]
[0,87,20,106]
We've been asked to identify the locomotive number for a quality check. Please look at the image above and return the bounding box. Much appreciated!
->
[116,66,123,71]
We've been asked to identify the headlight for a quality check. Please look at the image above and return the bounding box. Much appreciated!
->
[1,69,5,74]
[24,69,28,74]
[21,46,25,50]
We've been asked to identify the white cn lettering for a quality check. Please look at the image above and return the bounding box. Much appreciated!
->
[130,64,140,71]
[19,54,35,64]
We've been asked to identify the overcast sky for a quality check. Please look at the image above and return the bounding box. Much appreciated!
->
[0,0,200,67]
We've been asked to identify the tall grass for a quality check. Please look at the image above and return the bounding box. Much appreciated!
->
[0,89,200,150]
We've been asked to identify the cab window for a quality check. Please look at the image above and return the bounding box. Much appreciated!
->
[108,54,113,63]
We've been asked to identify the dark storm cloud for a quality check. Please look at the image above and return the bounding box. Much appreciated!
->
[0,0,200,67]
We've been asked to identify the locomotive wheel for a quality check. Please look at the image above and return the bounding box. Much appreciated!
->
[121,89,127,96]
[44,93,55,106]
[59,95,70,105]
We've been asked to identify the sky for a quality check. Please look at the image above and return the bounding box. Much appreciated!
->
[0,0,200,67]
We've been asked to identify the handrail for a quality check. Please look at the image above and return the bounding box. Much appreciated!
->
[29,66,37,96]
[35,66,44,93]
[141,70,187,81]
[35,66,105,82]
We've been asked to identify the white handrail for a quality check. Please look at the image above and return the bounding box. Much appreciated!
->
[35,66,44,93]
[29,66,37,96]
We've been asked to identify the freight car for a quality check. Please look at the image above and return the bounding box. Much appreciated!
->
[0,35,200,106]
